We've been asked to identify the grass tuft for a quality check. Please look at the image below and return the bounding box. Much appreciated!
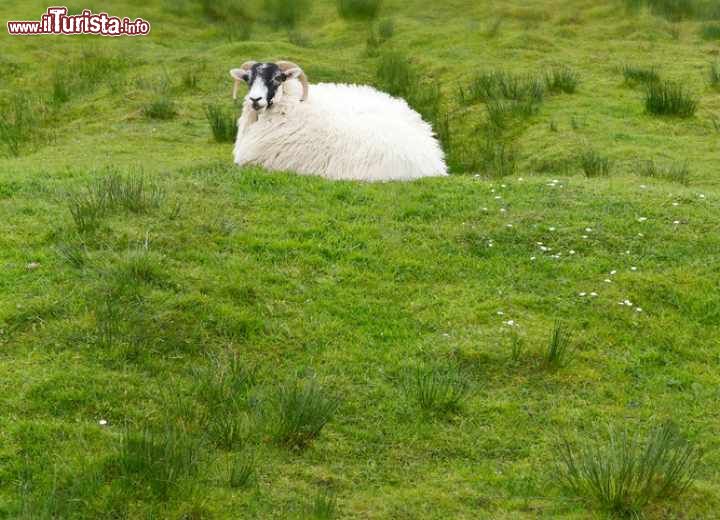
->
[227,454,255,489]
[337,0,382,20]
[640,160,690,185]
[264,0,311,27]
[544,321,572,368]
[645,81,697,117]
[709,62,720,89]
[622,64,660,85]
[404,365,471,414]
[580,148,612,177]
[68,171,164,232]
[114,425,202,500]
[272,379,338,449]
[556,422,701,516]
[142,96,178,120]
[545,66,580,94]
[700,23,720,39]
[205,104,237,143]
[0,94,37,157]
[307,491,339,519]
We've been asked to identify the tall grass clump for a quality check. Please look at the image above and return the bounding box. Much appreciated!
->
[205,104,237,143]
[645,81,697,117]
[545,66,579,94]
[271,379,338,449]
[337,0,382,20]
[580,149,612,178]
[640,160,690,185]
[556,422,701,516]
[199,0,251,22]
[0,94,37,157]
[68,171,164,232]
[142,96,178,120]
[701,23,720,39]
[544,321,573,368]
[50,50,129,105]
[113,425,202,500]
[645,0,697,21]
[374,51,443,128]
[264,0,311,27]
[459,70,544,105]
[307,491,339,519]
[404,365,471,414]
[378,18,395,40]
[709,62,720,89]
[622,64,660,85]
[226,454,255,489]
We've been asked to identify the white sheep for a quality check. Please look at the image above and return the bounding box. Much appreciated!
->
[229,61,448,182]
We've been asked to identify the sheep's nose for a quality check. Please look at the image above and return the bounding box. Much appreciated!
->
[249,97,263,108]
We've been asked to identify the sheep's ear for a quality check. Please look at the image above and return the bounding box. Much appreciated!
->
[230,68,251,83]
[279,67,303,81]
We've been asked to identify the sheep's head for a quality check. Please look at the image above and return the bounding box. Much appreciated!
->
[230,61,308,111]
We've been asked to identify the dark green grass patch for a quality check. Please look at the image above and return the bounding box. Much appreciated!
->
[264,0,311,27]
[459,70,545,105]
[0,93,38,157]
[337,0,382,20]
[622,64,660,85]
[700,23,720,39]
[306,491,339,519]
[50,50,129,106]
[544,321,573,369]
[271,379,338,449]
[544,66,579,94]
[640,160,690,185]
[67,170,164,232]
[645,81,697,117]
[580,148,613,177]
[226,454,256,489]
[710,62,720,89]
[403,364,471,414]
[113,425,202,500]
[205,103,238,143]
[556,422,701,516]
[142,96,178,120]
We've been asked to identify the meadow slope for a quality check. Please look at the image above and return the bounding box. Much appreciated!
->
[0,0,719,518]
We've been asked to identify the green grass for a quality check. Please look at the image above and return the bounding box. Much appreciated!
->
[337,0,382,20]
[622,64,660,85]
[2,0,720,517]
[645,81,698,117]
[557,422,701,516]
[710,62,720,89]
[579,148,612,177]
[544,321,573,368]
[205,103,238,143]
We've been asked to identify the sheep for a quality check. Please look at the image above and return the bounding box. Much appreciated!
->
[229,61,448,182]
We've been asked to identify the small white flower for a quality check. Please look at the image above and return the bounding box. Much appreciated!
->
[530,256,537,261]
[99,419,108,426]
[585,227,593,232]
[672,202,679,207]
[506,224,513,228]
[582,235,589,239]
[536,241,544,245]
[500,208,507,212]
[501,184,507,188]
[635,307,643,313]
[569,250,576,255]
[494,196,502,200]
[590,292,598,297]
[631,267,637,271]
[504,319,516,326]
[638,217,647,222]
[518,177,524,181]
[491,188,496,193]
[699,194,705,199]
[638,233,644,237]
[474,174,481,178]
[624,300,633,306]
[497,311,505,316]
[610,270,617,275]
[26,262,40,270]
[673,220,680,225]
[640,184,647,189]
[549,227,556,231]
[579,292,587,296]
[604,279,612,283]
[482,207,488,211]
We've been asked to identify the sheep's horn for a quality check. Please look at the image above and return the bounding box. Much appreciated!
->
[277,61,309,102]
[233,60,257,100]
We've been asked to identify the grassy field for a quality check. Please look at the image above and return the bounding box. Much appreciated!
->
[1,0,719,518]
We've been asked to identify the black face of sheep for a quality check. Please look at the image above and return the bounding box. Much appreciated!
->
[230,61,310,110]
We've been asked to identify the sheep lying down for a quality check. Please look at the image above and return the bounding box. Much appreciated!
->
[230,61,448,182]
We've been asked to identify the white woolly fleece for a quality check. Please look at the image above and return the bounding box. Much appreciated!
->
[233,80,448,182]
